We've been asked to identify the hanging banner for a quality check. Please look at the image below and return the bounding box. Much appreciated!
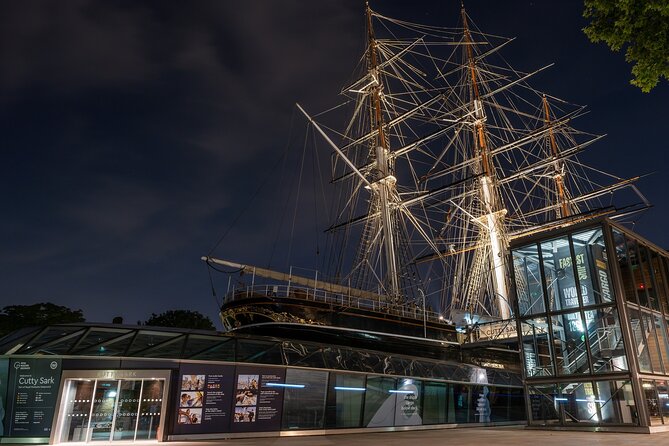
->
[5,358,61,437]
[172,364,235,435]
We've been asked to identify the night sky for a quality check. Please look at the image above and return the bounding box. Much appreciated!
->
[1,1,668,327]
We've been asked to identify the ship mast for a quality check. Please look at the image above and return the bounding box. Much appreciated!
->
[462,6,511,319]
[365,2,401,300]
[543,95,572,219]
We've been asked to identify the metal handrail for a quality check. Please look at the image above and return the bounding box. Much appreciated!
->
[223,284,451,326]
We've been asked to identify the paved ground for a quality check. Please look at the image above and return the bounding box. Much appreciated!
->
[10,427,669,446]
[174,426,669,446]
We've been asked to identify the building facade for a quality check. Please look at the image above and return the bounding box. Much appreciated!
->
[511,218,669,431]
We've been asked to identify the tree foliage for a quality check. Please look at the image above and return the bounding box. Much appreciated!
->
[583,0,669,92]
[145,309,216,331]
[0,302,85,337]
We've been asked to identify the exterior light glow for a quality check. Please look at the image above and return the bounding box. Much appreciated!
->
[266,383,305,388]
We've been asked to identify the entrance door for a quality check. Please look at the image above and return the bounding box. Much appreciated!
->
[58,377,165,443]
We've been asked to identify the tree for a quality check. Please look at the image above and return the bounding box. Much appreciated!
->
[144,310,216,331]
[0,302,85,337]
[583,0,669,92]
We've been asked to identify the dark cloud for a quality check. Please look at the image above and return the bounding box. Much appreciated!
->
[0,0,667,325]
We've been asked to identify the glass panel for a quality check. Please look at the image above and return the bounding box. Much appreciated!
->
[422,382,448,425]
[561,381,599,423]
[189,338,235,362]
[652,252,669,316]
[452,384,471,423]
[528,384,559,425]
[89,380,118,441]
[112,380,141,441]
[142,337,187,359]
[21,326,85,353]
[505,387,526,421]
[654,315,669,375]
[520,318,553,377]
[656,380,669,425]
[540,237,579,311]
[326,374,365,428]
[639,245,660,311]
[394,378,422,426]
[572,227,613,304]
[627,238,647,307]
[628,307,653,373]
[281,369,328,430]
[136,379,164,440]
[181,335,227,358]
[596,380,637,424]
[585,306,627,373]
[73,329,131,354]
[642,311,664,374]
[513,245,545,316]
[236,339,282,364]
[77,334,134,357]
[126,331,181,355]
[552,312,590,375]
[642,380,662,426]
[613,229,637,304]
[59,380,94,442]
[363,377,396,427]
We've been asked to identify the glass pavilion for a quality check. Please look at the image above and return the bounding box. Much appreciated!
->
[511,217,669,430]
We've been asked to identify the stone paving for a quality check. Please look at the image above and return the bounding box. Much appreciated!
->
[165,426,669,446]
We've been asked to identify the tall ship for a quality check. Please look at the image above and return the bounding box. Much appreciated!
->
[203,3,648,350]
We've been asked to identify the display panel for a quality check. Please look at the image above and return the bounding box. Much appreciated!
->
[172,364,234,435]
[4,358,61,438]
[230,366,285,433]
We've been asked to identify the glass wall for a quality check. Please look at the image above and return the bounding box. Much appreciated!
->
[513,224,636,426]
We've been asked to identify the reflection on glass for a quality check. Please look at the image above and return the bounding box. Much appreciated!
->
[638,245,660,311]
[521,319,553,377]
[552,312,590,375]
[513,245,545,316]
[654,315,669,375]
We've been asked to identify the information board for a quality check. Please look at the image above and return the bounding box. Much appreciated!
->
[172,363,235,435]
[230,366,285,432]
[5,359,61,437]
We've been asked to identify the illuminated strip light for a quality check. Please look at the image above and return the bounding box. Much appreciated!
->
[658,393,669,398]
[575,398,605,403]
[265,383,305,388]
[389,390,414,394]
[334,387,366,392]
[554,398,568,401]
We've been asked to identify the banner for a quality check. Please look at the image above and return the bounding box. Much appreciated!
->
[230,366,285,433]
[5,359,61,437]
[172,364,235,435]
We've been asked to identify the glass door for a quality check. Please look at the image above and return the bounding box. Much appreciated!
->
[90,380,119,441]
[57,374,166,443]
